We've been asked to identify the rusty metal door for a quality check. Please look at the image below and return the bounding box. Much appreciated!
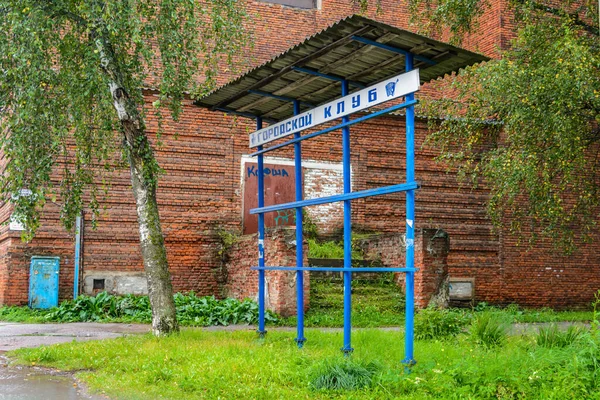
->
[243,162,300,234]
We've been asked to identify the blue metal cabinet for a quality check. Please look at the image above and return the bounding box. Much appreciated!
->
[29,257,60,309]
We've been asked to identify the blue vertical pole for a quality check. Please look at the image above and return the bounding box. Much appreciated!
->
[293,100,306,348]
[257,116,267,338]
[403,54,417,367]
[341,80,353,355]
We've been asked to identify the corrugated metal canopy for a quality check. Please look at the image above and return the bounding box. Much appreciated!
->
[195,14,489,122]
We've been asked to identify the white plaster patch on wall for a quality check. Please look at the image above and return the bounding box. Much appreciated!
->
[241,156,348,232]
[303,167,343,230]
[83,271,148,295]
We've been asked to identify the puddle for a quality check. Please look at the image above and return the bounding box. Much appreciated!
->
[0,356,102,400]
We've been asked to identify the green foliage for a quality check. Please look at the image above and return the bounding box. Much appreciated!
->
[414,307,468,340]
[592,289,600,334]
[536,324,585,348]
[417,2,600,252]
[302,210,320,239]
[0,306,47,323]
[0,0,248,236]
[43,292,277,326]
[408,0,488,43]
[307,238,364,259]
[215,228,239,259]
[309,358,381,391]
[470,312,510,347]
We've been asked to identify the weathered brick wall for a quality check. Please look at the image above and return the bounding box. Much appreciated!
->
[225,227,309,316]
[414,229,450,308]
[1,0,598,310]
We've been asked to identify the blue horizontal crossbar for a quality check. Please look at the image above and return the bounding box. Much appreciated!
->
[250,181,418,215]
[215,107,277,123]
[248,90,315,108]
[251,266,418,273]
[352,36,437,66]
[250,99,418,156]
[291,67,366,88]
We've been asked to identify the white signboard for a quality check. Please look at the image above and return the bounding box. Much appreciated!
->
[249,69,420,148]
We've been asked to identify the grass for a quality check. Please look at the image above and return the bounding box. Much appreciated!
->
[0,306,48,323]
[9,327,600,399]
[279,276,406,327]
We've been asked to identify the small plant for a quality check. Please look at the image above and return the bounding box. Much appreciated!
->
[470,312,510,348]
[307,239,364,259]
[592,290,600,335]
[309,358,380,391]
[302,210,320,239]
[535,324,585,348]
[414,307,468,340]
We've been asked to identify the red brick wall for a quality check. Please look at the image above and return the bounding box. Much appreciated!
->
[225,227,309,316]
[1,0,598,310]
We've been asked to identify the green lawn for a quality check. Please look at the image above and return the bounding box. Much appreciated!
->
[11,327,600,399]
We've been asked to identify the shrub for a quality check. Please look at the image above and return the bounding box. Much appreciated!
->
[470,312,510,348]
[414,307,468,340]
[536,324,586,348]
[309,358,380,391]
[44,292,278,326]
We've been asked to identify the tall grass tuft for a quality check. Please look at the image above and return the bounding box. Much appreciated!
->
[414,307,468,340]
[536,324,586,348]
[309,358,380,391]
[470,312,510,348]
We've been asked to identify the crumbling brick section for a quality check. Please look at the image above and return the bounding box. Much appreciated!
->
[225,227,309,317]
[358,229,450,308]
[414,229,450,308]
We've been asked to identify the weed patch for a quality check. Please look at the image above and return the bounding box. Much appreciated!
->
[470,312,510,348]
[309,358,381,391]
[414,307,468,340]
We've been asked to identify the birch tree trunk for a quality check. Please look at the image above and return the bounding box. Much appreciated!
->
[94,28,178,336]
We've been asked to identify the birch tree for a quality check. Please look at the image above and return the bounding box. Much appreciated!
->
[0,0,247,335]
[408,0,600,252]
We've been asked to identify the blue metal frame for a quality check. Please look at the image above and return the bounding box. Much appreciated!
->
[252,266,416,272]
[293,100,306,348]
[402,54,417,368]
[256,116,267,338]
[341,79,354,355]
[250,99,418,157]
[251,61,419,365]
[291,67,366,88]
[248,90,314,108]
[352,36,437,66]
[251,182,418,215]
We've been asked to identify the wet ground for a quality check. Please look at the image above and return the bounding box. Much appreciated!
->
[0,323,149,399]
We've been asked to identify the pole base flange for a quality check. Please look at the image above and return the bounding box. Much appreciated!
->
[257,330,267,339]
[294,337,307,348]
[402,357,417,373]
[341,347,354,356]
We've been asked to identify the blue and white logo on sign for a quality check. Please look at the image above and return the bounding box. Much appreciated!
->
[385,79,399,97]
